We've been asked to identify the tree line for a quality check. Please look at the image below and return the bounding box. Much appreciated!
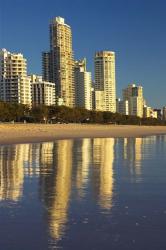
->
[0,101,165,126]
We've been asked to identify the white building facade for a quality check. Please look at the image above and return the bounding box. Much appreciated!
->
[0,49,31,106]
[30,75,56,106]
[74,59,92,110]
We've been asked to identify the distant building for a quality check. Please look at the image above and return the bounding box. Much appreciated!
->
[153,109,162,120]
[123,84,144,117]
[143,105,158,119]
[91,86,96,110]
[74,58,92,110]
[116,98,129,115]
[143,105,151,118]
[163,106,166,121]
[0,49,31,106]
[30,75,55,106]
[95,51,116,112]
[42,17,75,107]
[42,52,52,83]
[151,110,158,119]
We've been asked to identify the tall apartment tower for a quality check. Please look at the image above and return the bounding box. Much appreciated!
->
[0,49,31,106]
[94,51,116,112]
[123,84,144,117]
[74,58,92,110]
[43,17,75,107]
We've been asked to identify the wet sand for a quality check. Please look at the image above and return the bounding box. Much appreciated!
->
[0,123,166,145]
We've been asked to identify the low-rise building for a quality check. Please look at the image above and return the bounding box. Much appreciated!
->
[153,109,162,120]
[30,75,55,106]
[143,105,158,119]
[116,98,129,115]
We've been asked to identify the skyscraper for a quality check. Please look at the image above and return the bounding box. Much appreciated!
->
[74,58,92,110]
[0,49,31,106]
[94,51,116,112]
[43,17,75,107]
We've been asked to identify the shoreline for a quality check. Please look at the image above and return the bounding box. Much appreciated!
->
[0,123,166,145]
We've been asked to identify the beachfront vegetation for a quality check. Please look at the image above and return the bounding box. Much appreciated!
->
[0,101,165,126]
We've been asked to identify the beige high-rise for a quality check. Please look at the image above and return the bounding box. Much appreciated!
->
[49,17,75,107]
[95,51,116,112]
[0,49,31,106]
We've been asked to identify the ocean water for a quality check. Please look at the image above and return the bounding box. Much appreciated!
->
[0,136,166,250]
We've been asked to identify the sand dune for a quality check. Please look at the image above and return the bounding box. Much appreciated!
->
[0,123,166,145]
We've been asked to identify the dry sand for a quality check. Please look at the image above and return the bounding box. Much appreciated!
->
[0,123,166,145]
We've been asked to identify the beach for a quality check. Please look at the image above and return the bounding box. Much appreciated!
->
[0,123,166,145]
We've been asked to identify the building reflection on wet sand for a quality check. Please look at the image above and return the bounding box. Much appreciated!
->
[40,140,73,240]
[0,136,165,243]
[74,138,91,198]
[0,144,28,201]
[115,136,165,180]
[123,138,143,177]
[93,138,115,210]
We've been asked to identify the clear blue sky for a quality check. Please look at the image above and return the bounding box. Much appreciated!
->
[1,0,166,107]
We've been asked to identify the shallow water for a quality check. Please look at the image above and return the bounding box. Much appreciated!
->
[0,136,166,250]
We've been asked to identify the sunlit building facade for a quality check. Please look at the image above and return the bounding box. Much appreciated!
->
[95,51,116,112]
[43,17,75,107]
[0,49,31,106]
[123,84,144,117]
[30,75,56,106]
[143,105,158,118]
[74,58,92,110]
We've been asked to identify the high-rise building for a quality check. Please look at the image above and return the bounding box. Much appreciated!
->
[0,49,31,106]
[94,51,116,112]
[74,58,92,110]
[30,75,56,106]
[43,17,75,107]
[42,52,52,82]
[123,84,144,117]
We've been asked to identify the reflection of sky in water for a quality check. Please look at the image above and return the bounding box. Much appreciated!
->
[0,136,166,249]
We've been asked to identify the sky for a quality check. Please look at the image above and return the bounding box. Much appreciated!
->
[0,0,166,107]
